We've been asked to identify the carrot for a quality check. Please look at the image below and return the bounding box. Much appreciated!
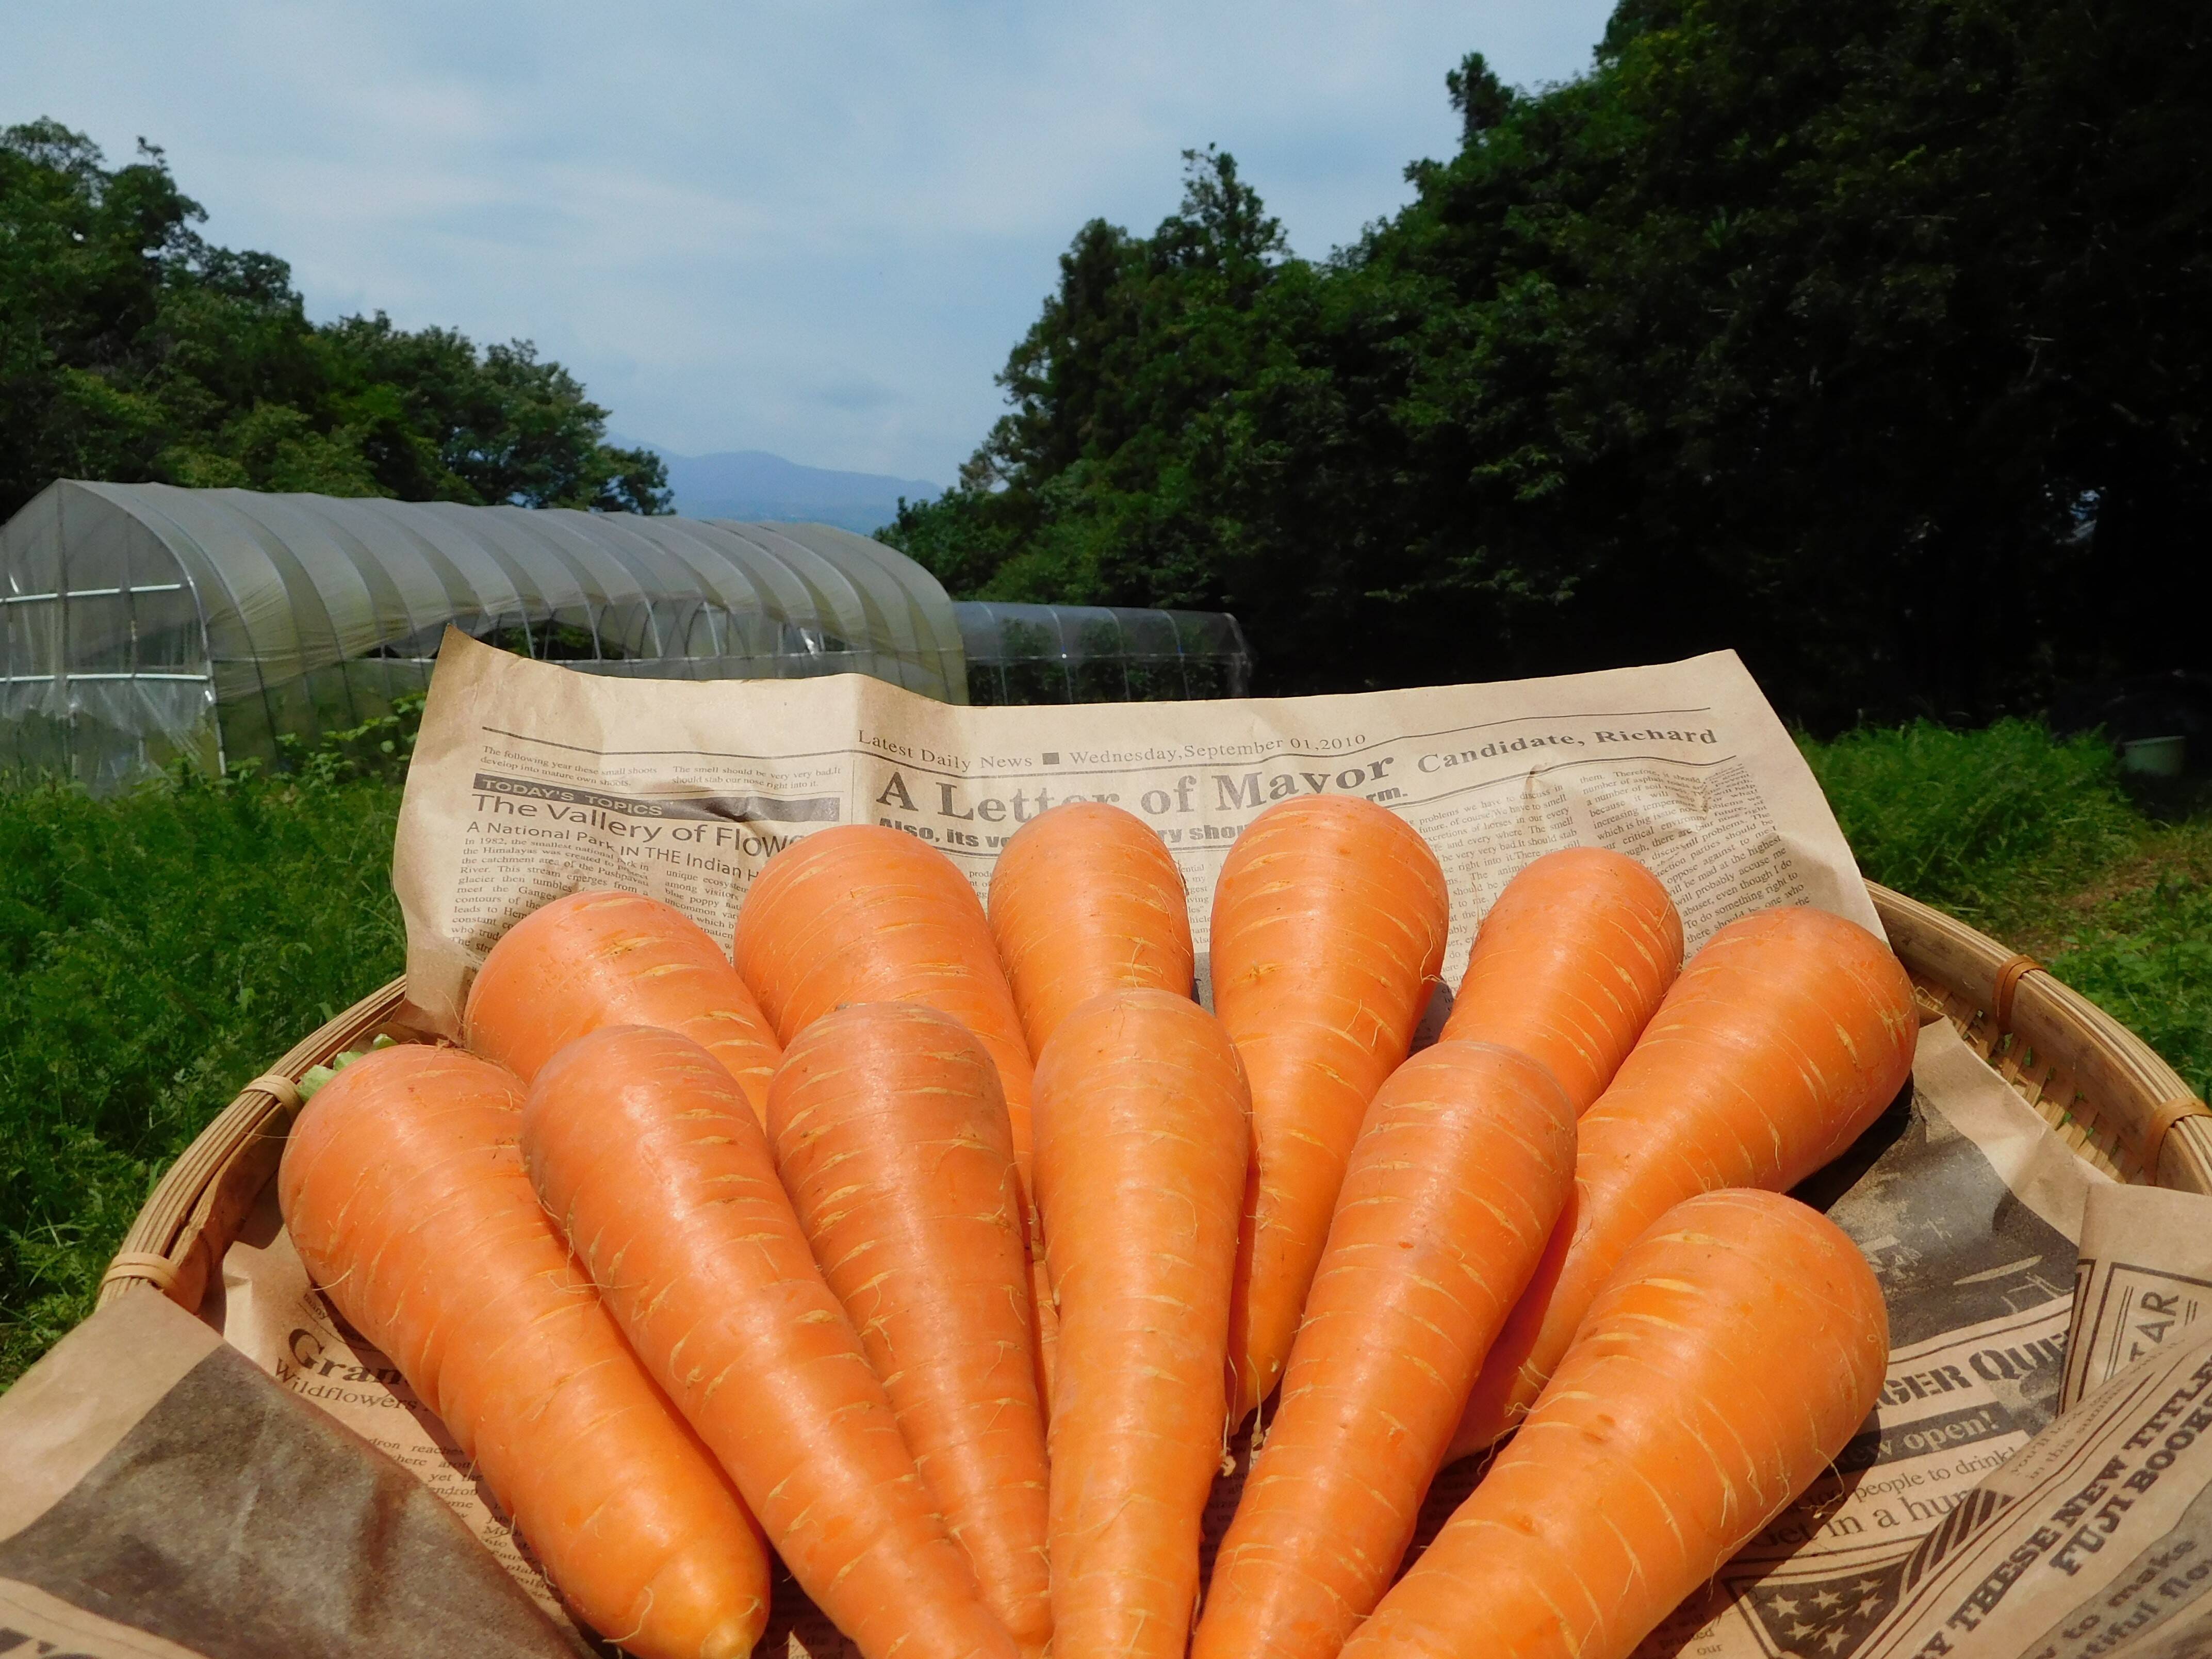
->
[987,801,1194,1058]
[733,825,1033,1165]
[278,1045,769,1659]
[1211,793,1449,1420]
[733,824,1058,1401]
[1448,903,1916,1460]
[522,1024,1020,1659]
[1345,1188,1888,1659]
[768,1003,1052,1656]
[1193,1041,1575,1659]
[1439,848,1683,1114]
[1034,989,1250,1659]
[1029,1253,1061,1417]
[464,889,781,1121]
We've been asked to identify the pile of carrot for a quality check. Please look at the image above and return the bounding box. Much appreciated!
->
[279,792,1915,1659]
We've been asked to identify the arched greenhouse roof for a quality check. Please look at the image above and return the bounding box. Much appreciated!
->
[955,602,1251,705]
[1,481,1255,791]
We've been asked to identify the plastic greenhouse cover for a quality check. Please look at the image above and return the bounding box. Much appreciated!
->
[954,601,1253,704]
[1,483,1259,789]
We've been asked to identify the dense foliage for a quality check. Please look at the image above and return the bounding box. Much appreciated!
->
[884,0,2210,726]
[0,120,666,520]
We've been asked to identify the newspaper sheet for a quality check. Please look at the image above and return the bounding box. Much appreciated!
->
[393,629,1877,1028]
[2064,1188,2212,1414]
[1845,1185,2212,1659]
[0,1291,578,1659]
[204,1189,587,1641]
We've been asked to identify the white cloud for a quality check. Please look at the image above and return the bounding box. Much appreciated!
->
[5,0,1613,482]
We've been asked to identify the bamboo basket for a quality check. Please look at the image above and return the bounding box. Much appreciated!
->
[97,882,2212,1316]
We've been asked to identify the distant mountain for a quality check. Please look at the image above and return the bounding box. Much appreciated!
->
[621,441,941,536]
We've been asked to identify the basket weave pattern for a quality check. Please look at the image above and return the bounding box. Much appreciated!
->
[1870,884,2211,1191]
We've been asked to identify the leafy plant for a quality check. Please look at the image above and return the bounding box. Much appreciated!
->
[273,693,425,787]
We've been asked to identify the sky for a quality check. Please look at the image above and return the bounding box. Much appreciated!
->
[6,2,1616,485]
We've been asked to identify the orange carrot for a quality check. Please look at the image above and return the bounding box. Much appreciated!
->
[733,825,1034,1170]
[1346,1189,1888,1659]
[768,1003,1052,1656]
[733,824,1060,1402]
[523,1024,1020,1659]
[987,801,1194,1058]
[1211,794,1449,1420]
[1449,903,1915,1460]
[1030,1255,1061,1418]
[1193,1042,1575,1659]
[1439,847,1683,1113]
[464,889,781,1121]
[1034,989,1250,1659]
[278,1045,769,1659]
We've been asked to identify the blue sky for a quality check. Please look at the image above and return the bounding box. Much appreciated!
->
[7,2,1615,484]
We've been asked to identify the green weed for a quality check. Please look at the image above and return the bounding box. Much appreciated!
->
[1800,720,2140,934]
[2052,872,2212,1099]
[0,770,402,1384]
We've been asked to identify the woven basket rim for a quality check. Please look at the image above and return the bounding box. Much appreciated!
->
[99,883,2212,1314]
[1866,881,2211,1191]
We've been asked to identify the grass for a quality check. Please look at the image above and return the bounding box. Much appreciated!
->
[1804,719,2212,1098]
[0,760,405,1386]
[0,715,2205,1389]
[2051,871,2212,1094]
[1799,721,2143,935]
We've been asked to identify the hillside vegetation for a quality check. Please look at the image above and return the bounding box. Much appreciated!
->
[883,0,2210,727]
[1,120,665,519]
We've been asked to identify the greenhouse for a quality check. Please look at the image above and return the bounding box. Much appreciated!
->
[0,481,1252,790]
[956,602,1251,706]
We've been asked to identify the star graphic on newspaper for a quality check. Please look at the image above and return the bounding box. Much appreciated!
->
[1769,1597,1802,1618]
[1822,1629,1850,1651]
[1811,1589,1844,1611]
[1789,1621,1817,1640]
[1856,1578,1886,1595]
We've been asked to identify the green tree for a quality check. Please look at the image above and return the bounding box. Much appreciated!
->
[884,149,1325,643]
[889,0,2211,723]
[0,120,667,519]
[1445,51,1515,144]
[887,149,1293,607]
